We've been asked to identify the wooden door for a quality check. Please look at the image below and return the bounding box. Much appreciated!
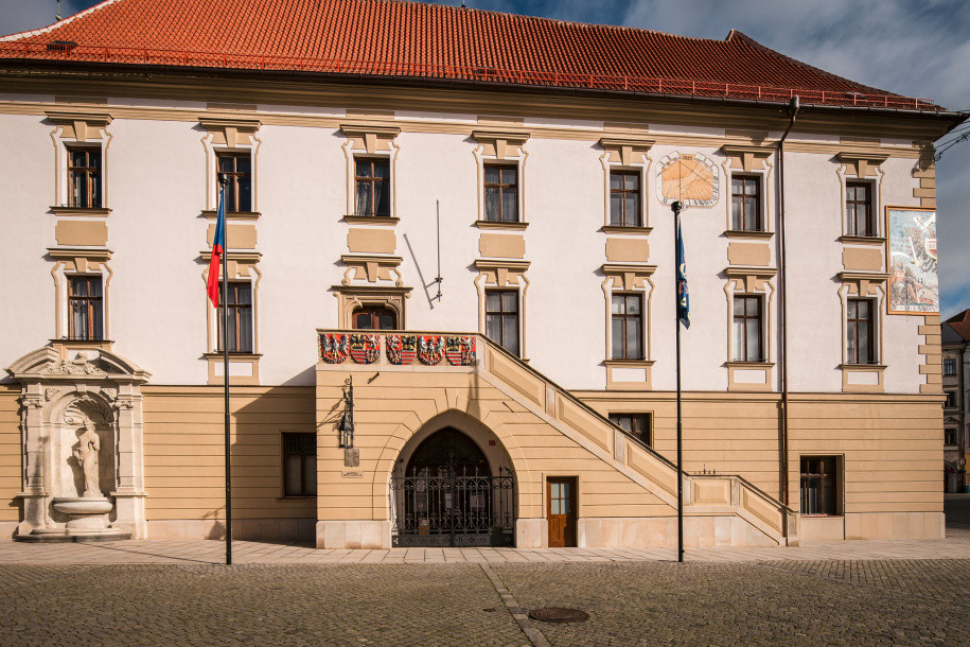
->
[547,477,577,547]
[352,306,397,330]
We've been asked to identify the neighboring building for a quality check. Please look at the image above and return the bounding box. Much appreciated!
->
[943,310,970,492]
[0,0,965,548]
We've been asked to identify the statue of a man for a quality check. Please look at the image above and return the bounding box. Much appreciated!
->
[73,420,101,498]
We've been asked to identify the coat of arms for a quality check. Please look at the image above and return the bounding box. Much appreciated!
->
[349,334,380,364]
[385,334,417,365]
[446,336,476,366]
[320,333,349,364]
[417,335,445,365]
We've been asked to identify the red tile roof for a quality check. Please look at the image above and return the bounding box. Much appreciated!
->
[947,310,970,341]
[0,0,941,111]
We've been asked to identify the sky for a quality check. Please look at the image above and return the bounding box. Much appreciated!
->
[2,0,968,316]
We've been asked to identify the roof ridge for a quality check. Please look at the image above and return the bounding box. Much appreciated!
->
[727,29,901,98]
[0,0,125,43]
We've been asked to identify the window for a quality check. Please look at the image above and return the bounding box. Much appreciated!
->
[730,175,761,231]
[217,282,253,353]
[944,357,957,376]
[67,147,102,209]
[945,391,958,409]
[68,276,103,340]
[609,413,652,445]
[486,290,519,355]
[217,152,252,212]
[846,298,876,364]
[283,433,316,497]
[353,306,397,330]
[609,171,641,227]
[846,181,874,236]
[800,456,840,515]
[484,164,518,222]
[354,157,390,217]
[945,428,957,446]
[732,296,763,362]
[611,294,643,360]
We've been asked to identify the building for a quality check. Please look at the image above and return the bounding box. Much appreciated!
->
[0,0,965,549]
[943,310,970,492]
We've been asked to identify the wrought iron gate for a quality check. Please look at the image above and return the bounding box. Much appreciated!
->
[391,466,515,547]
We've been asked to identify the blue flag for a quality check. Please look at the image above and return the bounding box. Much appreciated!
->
[676,221,689,329]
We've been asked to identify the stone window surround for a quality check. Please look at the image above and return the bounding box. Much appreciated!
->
[474,260,530,361]
[340,124,401,220]
[201,251,262,386]
[472,130,530,227]
[199,117,262,214]
[48,248,113,344]
[47,110,113,213]
[837,271,888,393]
[723,268,776,391]
[600,264,656,390]
[599,137,655,230]
[836,152,888,240]
[721,145,775,235]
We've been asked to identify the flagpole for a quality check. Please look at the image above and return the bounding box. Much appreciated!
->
[672,200,684,564]
[218,173,232,566]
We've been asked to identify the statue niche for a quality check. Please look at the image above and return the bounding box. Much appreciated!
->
[71,419,104,498]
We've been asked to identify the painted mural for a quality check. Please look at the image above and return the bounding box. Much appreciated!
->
[887,207,938,314]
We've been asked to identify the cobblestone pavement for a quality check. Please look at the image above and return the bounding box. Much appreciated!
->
[0,557,968,646]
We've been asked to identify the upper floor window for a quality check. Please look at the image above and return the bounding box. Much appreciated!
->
[354,157,391,217]
[217,152,252,212]
[68,147,102,209]
[611,293,643,360]
[732,295,763,362]
[609,171,641,227]
[730,175,762,231]
[846,181,874,237]
[486,289,520,356]
[944,357,957,376]
[945,428,957,447]
[353,306,397,330]
[609,413,652,446]
[484,164,518,223]
[846,298,876,364]
[945,390,958,409]
[68,276,103,340]
[217,281,253,353]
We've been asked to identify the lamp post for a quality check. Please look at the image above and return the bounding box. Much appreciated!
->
[672,200,685,563]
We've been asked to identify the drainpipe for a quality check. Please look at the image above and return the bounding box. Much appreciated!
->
[777,95,799,508]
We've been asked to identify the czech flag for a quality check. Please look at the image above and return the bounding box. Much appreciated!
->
[676,221,690,329]
[206,188,226,308]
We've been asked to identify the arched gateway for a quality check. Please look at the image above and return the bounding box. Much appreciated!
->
[391,427,514,547]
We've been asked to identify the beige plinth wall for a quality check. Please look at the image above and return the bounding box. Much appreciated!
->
[0,387,20,540]
[315,331,796,550]
[141,386,316,542]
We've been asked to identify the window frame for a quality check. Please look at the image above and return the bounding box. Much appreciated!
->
[485,288,520,356]
[845,180,875,237]
[67,275,104,341]
[66,146,103,209]
[609,169,642,227]
[800,455,841,516]
[282,432,317,498]
[216,151,253,213]
[608,413,652,446]
[732,295,764,362]
[846,297,877,365]
[729,173,763,232]
[483,162,520,223]
[216,280,254,354]
[353,156,392,218]
[944,357,957,377]
[611,293,645,360]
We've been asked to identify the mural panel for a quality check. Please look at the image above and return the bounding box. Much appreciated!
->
[886,206,938,314]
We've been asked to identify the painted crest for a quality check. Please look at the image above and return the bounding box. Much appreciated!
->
[349,334,380,364]
[385,334,417,365]
[446,336,477,366]
[320,333,349,364]
[417,335,445,366]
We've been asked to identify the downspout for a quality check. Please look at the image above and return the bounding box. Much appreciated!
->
[777,95,799,511]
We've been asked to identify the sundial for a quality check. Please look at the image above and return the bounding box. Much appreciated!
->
[656,152,719,207]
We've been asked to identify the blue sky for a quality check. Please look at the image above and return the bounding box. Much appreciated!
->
[3,0,969,316]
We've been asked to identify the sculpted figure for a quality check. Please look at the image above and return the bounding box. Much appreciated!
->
[73,420,102,498]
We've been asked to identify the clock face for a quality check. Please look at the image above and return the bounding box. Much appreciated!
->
[656,152,719,207]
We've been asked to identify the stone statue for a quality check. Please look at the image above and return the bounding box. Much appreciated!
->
[73,420,102,498]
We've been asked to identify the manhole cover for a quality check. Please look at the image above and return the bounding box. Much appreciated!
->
[529,608,590,623]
